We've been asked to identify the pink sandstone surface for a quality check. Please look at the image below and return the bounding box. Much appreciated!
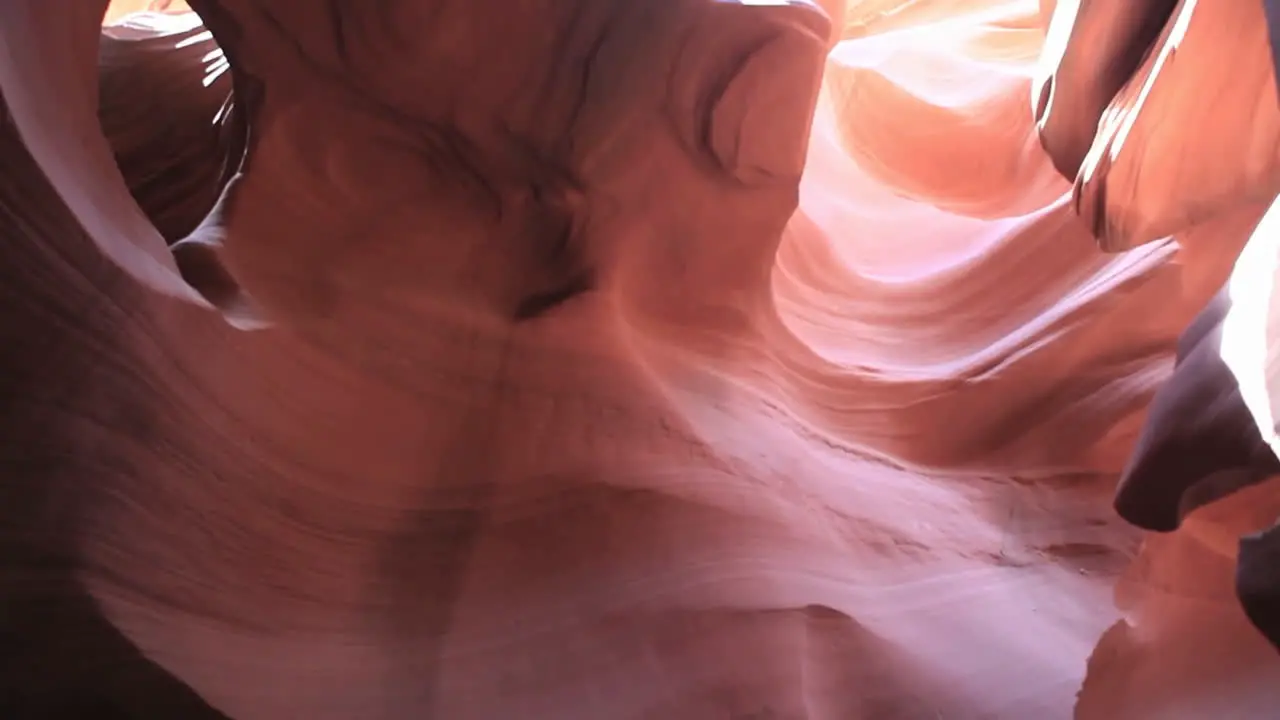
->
[0,0,1277,717]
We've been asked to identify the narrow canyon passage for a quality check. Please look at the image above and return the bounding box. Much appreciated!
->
[1,0,1279,718]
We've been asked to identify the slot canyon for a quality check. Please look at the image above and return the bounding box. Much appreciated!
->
[2,0,1280,717]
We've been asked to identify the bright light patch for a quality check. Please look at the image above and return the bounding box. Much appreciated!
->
[1219,194,1280,460]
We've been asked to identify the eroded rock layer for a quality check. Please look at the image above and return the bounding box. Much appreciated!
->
[0,1,1276,718]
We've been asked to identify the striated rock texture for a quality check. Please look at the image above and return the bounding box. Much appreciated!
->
[1036,0,1280,666]
[0,0,1277,718]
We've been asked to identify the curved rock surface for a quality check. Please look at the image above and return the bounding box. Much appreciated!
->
[1036,0,1280,662]
[0,0,1276,718]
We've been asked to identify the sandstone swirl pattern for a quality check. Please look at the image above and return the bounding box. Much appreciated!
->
[0,1,1275,718]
